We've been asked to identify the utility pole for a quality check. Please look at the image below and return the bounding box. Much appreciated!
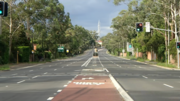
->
[0,16,2,35]
[151,29,153,61]
[168,13,170,64]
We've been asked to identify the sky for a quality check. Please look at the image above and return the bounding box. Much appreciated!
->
[59,0,128,37]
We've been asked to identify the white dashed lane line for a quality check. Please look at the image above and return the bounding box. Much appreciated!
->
[32,76,39,79]
[29,70,33,72]
[54,69,57,71]
[12,73,17,75]
[142,76,148,79]
[47,97,54,100]
[163,84,174,88]
[17,80,25,84]
[44,72,48,74]
[57,90,62,92]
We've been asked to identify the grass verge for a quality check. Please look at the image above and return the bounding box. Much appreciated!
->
[156,62,176,68]
[0,65,10,71]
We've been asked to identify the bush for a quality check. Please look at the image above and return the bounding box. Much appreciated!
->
[18,46,30,62]
[0,41,9,64]
[45,51,51,59]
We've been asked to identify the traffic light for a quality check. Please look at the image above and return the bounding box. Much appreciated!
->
[0,2,8,17]
[176,42,180,49]
[136,22,143,32]
[0,2,4,16]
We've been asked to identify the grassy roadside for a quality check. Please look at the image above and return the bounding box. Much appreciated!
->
[0,49,91,71]
[108,52,178,69]
[0,65,10,71]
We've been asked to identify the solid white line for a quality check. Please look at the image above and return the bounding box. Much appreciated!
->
[47,97,54,100]
[98,57,104,67]
[85,58,92,67]
[57,90,62,92]
[142,76,148,79]
[17,80,25,84]
[163,84,174,88]
[32,76,38,79]
[81,57,92,67]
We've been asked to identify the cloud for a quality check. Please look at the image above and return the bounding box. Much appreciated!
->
[59,0,128,37]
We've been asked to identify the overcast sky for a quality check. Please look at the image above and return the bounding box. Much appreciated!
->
[59,0,128,37]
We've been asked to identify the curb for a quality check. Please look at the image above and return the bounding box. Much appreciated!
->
[109,74,134,101]
[106,51,180,71]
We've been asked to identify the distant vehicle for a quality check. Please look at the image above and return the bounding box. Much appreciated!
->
[93,47,98,56]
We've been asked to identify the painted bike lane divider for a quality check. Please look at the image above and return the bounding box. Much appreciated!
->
[51,75,124,101]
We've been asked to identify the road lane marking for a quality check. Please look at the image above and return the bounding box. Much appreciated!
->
[12,73,17,75]
[67,65,69,66]
[32,76,38,79]
[40,67,43,69]
[29,70,33,72]
[64,85,67,87]
[49,65,51,67]
[163,84,174,88]
[142,76,148,79]
[62,66,64,68]
[47,97,54,100]
[17,80,25,84]
[98,56,104,67]
[44,72,48,74]
[54,69,57,71]
[57,90,62,92]
[5,85,8,87]
[105,68,109,72]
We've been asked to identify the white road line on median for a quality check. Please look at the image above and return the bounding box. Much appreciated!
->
[47,97,54,100]
[32,76,39,79]
[163,84,174,88]
[57,90,62,92]
[142,76,148,79]
[44,72,48,74]
[17,80,25,84]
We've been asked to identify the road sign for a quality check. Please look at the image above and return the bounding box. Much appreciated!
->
[146,22,150,32]
[58,46,64,52]
[122,49,125,53]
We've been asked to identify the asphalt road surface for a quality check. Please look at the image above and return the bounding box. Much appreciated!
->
[0,48,180,101]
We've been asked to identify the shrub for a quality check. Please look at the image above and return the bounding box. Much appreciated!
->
[18,46,30,62]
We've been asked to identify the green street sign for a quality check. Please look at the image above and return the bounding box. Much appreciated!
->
[58,46,64,52]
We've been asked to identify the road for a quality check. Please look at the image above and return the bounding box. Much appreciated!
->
[0,48,180,101]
